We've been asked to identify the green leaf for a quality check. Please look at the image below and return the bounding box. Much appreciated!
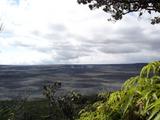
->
[154,112,160,120]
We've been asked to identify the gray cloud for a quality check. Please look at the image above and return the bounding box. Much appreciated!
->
[49,24,67,32]
[79,24,160,56]
[41,24,160,63]
[8,20,160,64]
[99,44,141,54]
[0,0,160,64]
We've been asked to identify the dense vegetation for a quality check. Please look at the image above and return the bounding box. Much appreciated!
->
[0,61,160,120]
[0,88,105,120]
[78,61,160,120]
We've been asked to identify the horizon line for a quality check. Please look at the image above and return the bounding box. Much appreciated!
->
[0,62,147,66]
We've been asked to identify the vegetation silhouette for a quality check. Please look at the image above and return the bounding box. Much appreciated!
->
[77,0,160,24]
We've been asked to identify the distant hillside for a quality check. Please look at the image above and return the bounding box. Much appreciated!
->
[0,64,146,100]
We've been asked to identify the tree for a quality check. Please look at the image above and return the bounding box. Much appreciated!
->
[77,0,160,24]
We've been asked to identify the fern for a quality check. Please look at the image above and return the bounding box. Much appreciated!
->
[78,61,160,120]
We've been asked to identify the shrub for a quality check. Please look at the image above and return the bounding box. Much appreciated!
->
[43,82,107,120]
[78,61,160,120]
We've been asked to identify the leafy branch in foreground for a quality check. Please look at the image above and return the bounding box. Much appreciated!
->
[77,0,160,24]
[78,61,160,120]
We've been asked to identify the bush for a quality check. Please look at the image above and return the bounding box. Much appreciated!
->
[78,61,160,120]
[43,82,107,120]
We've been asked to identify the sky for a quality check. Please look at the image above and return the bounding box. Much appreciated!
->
[0,0,160,65]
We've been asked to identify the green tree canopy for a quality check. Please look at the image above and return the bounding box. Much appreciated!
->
[77,0,160,24]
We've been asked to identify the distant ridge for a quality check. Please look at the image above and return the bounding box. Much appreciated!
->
[0,63,147,66]
[0,63,146,100]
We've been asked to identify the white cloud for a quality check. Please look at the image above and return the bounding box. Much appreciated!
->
[0,0,159,65]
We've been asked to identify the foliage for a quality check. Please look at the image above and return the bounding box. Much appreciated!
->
[1,61,160,120]
[43,82,106,120]
[0,99,51,120]
[78,61,160,120]
[0,82,103,120]
[0,98,27,120]
[77,0,160,24]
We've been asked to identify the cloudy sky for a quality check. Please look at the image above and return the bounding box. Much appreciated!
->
[0,0,159,65]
